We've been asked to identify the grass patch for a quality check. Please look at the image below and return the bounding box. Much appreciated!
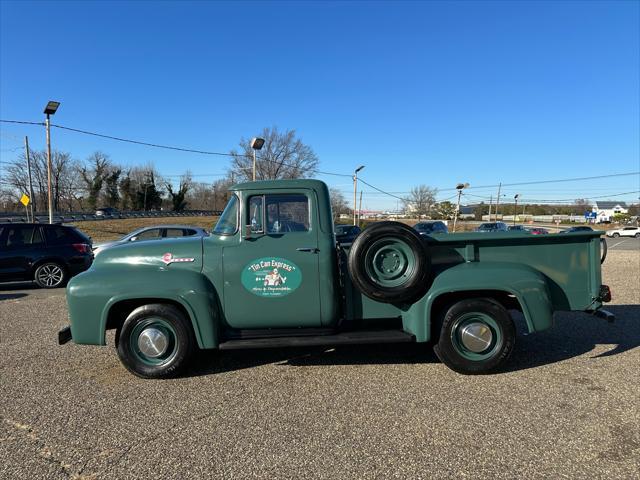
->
[70,216,219,243]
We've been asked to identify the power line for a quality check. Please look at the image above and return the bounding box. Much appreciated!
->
[0,119,352,178]
[463,190,640,204]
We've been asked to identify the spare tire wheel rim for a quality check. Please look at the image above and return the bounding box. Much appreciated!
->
[364,237,416,288]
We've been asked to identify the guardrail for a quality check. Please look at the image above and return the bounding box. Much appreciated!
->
[0,210,222,224]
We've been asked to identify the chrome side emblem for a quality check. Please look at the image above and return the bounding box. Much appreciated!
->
[162,253,195,265]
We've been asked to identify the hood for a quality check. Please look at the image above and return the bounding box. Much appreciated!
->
[91,236,203,272]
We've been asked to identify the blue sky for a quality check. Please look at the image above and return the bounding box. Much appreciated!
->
[1,0,638,210]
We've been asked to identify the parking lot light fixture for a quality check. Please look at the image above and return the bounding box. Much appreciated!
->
[250,137,265,181]
[353,165,365,226]
[453,182,469,232]
[514,194,520,226]
[43,100,60,224]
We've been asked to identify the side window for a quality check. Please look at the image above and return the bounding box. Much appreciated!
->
[266,194,309,233]
[248,196,264,233]
[135,229,161,241]
[184,229,197,236]
[6,227,42,247]
[31,227,44,245]
[44,227,69,245]
[165,228,184,238]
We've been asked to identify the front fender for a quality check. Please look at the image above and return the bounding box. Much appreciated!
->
[67,268,221,348]
[424,262,554,338]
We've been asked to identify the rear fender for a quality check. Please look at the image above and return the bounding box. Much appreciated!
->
[424,262,554,340]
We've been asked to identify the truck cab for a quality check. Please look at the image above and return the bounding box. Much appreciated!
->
[60,179,613,379]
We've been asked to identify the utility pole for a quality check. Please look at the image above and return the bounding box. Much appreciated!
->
[353,165,364,225]
[24,136,35,222]
[358,190,363,227]
[488,195,493,221]
[495,182,502,221]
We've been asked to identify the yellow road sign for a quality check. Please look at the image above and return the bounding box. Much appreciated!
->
[20,194,30,206]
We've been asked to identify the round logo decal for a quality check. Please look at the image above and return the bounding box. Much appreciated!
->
[241,257,302,297]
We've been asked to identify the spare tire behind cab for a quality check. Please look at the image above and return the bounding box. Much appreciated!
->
[347,221,430,304]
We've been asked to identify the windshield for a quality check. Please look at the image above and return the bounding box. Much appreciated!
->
[213,195,239,235]
[415,223,434,232]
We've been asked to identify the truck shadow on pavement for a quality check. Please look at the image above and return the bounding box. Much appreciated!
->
[189,304,639,376]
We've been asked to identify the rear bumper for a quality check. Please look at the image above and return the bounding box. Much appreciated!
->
[58,326,72,345]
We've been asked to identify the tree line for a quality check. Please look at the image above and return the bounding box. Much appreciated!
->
[0,126,321,214]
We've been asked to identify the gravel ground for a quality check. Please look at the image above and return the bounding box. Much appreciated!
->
[1,251,638,479]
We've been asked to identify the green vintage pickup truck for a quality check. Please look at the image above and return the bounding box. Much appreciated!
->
[59,179,613,378]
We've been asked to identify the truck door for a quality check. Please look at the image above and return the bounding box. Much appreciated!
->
[222,191,322,329]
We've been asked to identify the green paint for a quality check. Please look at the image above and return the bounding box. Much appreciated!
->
[63,178,609,373]
[241,257,302,297]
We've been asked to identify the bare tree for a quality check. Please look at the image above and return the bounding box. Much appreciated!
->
[404,185,438,218]
[229,126,319,182]
[329,188,349,219]
[5,149,76,212]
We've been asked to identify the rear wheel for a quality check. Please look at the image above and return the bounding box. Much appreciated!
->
[635,233,639,238]
[116,304,195,379]
[433,298,515,374]
[34,262,66,288]
[612,232,620,238]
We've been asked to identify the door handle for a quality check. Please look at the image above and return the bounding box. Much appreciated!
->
[296,247,319,253]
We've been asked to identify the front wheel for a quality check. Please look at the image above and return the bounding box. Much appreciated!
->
[433,298,515,374]
[116,304,195,379]
[612,233,620,238]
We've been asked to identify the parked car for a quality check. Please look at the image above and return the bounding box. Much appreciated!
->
[413,221,448,235]
[60,179,613,379]
[561,226,594,233]
[528,227,549,235]
[0,223,93,288]
[95,207,119,217]
[508,225,527,232]
[606,226,640,238]
[476,222,509,232]
[334,224,361,244]
[93,225,209,255]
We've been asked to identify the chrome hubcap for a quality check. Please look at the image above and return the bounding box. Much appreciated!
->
[137,327,169,358]
[38,265,63,287]
[459,322,493,353]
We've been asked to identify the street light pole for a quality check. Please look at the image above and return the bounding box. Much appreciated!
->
[353,165,365,226]
[250,137,265,181]
[453,182,469,232]
[43,101,60,224]
[513,194,520,226]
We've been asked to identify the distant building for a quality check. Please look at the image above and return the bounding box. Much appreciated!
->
[592,201,628,222]
[459,205,476,219]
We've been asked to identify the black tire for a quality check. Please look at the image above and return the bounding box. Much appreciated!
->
[347,221,430,304]
[433,298,515,375]
[635,233,639,238]
[33,262,67,289]
[116,304,195,379]
[612,232,620,238]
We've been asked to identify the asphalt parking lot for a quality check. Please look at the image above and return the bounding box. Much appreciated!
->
[1,251,638,479]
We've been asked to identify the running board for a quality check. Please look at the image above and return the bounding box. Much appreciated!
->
[218,329,415,350]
